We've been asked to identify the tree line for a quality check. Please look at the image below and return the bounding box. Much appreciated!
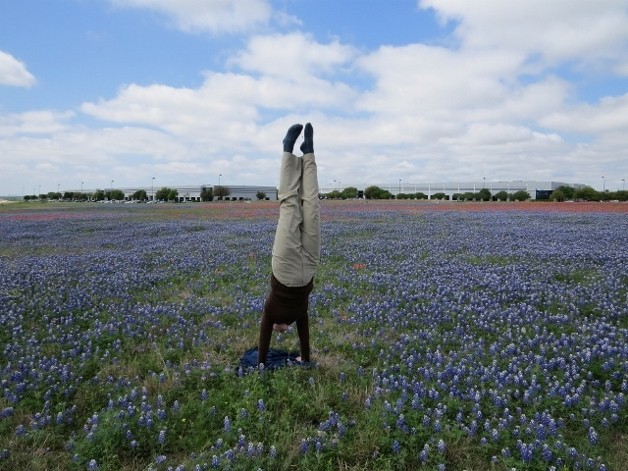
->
[23,186,270,202]
[320,184,628,201]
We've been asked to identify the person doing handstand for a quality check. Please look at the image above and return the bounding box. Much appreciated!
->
[257,123,320,366]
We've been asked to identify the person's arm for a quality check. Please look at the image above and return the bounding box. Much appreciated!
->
[296,313,310,362]
[258,312,273,365]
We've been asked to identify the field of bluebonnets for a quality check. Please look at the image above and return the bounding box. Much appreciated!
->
[0,200,626,471]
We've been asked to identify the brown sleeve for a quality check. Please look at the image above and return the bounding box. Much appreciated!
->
[296,313,310,362]
[257,311,273,365]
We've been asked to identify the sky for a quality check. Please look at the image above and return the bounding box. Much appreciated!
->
[1,0,628,196]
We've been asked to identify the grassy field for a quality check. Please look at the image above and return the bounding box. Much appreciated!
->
[0,200,626,470]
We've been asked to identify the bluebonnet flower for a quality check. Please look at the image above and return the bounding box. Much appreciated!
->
[437,439,446,454]
[392,440,400,454]
[588,427,599,444]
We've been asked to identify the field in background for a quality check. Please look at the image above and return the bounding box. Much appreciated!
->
[0,201,626,470]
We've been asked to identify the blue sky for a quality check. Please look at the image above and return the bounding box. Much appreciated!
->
[1,0,628,196]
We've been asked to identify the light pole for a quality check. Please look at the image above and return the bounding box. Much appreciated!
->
[622,178,625,191]
[601,176,605,192]
[152,177,155,201]
[219,174,222,187]
[483,176,486,189]
[110,180,114,201]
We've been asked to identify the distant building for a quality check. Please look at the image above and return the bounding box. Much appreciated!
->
[208,185,278,201]
[67,184,278,201]
[320,180,588,200]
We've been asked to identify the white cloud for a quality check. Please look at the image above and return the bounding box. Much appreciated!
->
[541,93,628,135]
[419,0,628,66]
[108,0,273,33]
[0,111,74,136]
[0,51,36,87]
[231,33,357,80]
[357,43,524,116]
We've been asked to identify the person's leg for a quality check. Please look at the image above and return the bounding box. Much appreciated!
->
[271,124,305,287]
[299,123,321,282]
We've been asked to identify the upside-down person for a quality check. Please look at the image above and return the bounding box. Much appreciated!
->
[257,123,320,366]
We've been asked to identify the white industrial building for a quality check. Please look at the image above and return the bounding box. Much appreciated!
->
[66,185,278,201]
[319,180,587,200]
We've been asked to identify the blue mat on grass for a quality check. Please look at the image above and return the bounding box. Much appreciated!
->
[239,347,310,370]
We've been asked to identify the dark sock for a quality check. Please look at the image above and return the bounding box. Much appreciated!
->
[283,124,303,153]
[300,123,314,154]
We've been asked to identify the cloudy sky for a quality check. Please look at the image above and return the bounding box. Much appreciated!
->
[1,0,628,196]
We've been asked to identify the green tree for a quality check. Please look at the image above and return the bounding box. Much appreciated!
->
[201,187,213,202]
[494,190,509,201]
[478,188,492,201]
[131,189,147,201]
[574,186,599,201]
[256,191,266,200]
[93,189,105,201]
[556,185,575,200]
[414,192,428,200]
[106,189,124,201]
[154,187,179,201]
[462,192,476,201]
[432,192,447,200]
[550,189,566,202]
[340,187,358,199]
[512,190,531,201]
[364,185,382,199]
[213,185,230,200]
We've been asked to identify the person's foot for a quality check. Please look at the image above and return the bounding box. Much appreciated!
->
[283,124,303,153]
[300,123,314,155]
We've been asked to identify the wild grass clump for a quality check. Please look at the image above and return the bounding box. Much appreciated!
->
[0,203,626,470]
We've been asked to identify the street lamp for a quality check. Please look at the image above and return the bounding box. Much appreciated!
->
[152,177,155,201]
[110,180,114,201]
[601,176,605,192]
[219,174,222,187]
[622,178,625,191]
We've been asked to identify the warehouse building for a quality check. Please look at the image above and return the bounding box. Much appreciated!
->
[320,180,587,200]
[66,185,278,201]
